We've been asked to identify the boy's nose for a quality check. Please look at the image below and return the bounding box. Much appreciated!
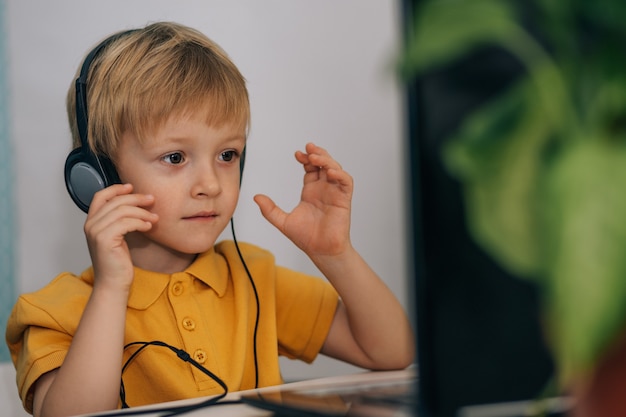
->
[191,163,221,197]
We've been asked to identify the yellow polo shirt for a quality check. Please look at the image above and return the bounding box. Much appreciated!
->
[6,241,338,413]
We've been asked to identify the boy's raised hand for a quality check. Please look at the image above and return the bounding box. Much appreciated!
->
[84,183,158,291]
[254,143,353,258]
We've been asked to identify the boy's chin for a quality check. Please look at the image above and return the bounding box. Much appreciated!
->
[127,232,218,256]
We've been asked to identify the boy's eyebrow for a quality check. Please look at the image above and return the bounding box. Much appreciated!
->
[219,133,247,142]
[208,134,247,148]
[147,132,247,148]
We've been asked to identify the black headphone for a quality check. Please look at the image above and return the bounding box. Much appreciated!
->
[65,30,247,213]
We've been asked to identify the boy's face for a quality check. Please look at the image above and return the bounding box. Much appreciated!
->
[114,112,246,271]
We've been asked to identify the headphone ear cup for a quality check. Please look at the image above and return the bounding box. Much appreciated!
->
[64,147,108,213]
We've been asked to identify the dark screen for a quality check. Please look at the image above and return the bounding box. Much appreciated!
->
[402,1,556,416]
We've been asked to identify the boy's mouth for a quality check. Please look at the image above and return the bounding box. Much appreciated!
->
[183,211,218,220]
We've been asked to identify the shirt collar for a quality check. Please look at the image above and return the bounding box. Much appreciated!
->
[82,248,230,311]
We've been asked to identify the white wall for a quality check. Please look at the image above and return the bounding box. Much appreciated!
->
[6,0,407,382]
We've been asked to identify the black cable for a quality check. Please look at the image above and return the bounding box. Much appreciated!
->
[230,218,261,388]
[120,342,154,408]
[103,340,234,417]
[119,341,229,409]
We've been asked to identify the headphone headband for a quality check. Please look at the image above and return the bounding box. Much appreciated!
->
[64,31,136,213]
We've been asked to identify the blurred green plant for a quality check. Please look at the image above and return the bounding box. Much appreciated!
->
[399,0,626,385]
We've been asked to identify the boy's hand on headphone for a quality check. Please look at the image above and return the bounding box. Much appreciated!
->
[84,183,158,293]
[254,142,353,259]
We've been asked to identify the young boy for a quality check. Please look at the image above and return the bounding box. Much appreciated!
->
[6,21,414,417]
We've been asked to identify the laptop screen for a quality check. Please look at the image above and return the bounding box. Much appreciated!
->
[402,1,556,416]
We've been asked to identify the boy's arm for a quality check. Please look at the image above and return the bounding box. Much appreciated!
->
[33,283,130,417]
[313,248,415,369]
[254,143,415,370]
[32,184,157,417]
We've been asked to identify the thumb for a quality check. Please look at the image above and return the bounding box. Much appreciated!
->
[253,194,287,232]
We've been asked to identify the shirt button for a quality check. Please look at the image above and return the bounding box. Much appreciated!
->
[172,282,184,296]
[182,317,196,331]
[193,349,207,364]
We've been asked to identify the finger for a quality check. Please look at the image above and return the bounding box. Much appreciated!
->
[326,166,353,188]
[88,184,156,221]
[297,155,347,190]
[88,203,158,234]
[305,142,328,156]
[299,143,343,171]
[305,143,338,164]
[85,185,158,241]
[85,207,158,250]
[253,194,288,232]
[88,183,133,214]
[86,202,158,241]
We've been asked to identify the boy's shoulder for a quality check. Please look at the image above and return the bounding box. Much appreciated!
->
[8,271,93,338]
[22,270,93,303]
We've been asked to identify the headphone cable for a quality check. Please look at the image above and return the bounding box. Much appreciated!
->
[100,340,235,417]
[230,217,261,388]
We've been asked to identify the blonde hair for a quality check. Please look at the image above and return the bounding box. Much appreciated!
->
[66,21,250,159]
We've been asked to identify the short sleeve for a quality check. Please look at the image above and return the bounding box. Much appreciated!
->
[5,273,91,413]
[274,266,338,362]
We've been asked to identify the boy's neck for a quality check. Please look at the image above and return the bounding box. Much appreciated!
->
[125,232,199,274]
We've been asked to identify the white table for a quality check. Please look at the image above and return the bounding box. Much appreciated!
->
[75,368,416,417]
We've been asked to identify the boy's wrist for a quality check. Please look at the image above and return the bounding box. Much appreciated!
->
[309,244,358,276]
[91,279,132,304]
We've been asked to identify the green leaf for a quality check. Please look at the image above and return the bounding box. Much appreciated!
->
[541,137,626,383]
[399,0,519,78]
[579,0,626,38]
[443,77,555,280]
[585,76,626,140]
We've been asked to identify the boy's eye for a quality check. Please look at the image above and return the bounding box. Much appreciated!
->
[219,150,237,162]
[163,152,185,165]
